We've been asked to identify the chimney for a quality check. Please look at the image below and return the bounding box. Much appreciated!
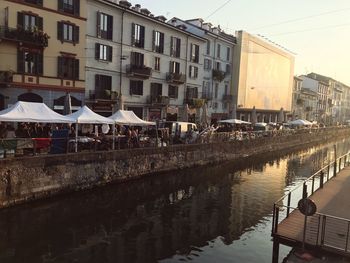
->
[170,18,177,26]
[119,0,131,8]
[140,8,151,15]
[134,4,141,12]
[155,15,167,22]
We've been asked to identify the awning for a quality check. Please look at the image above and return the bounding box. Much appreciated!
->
[66,106,114,124]
[109,110,155,126]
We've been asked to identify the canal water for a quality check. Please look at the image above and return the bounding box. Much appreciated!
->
[1,139,350,263]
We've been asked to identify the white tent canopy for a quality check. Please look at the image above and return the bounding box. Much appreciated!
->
[0,101,75,123]
[109,110,155,126]
[67,106,114,124]
[288,119,312,126]
[218,119,251,125]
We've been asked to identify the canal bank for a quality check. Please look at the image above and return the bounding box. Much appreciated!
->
[0,128,349,209]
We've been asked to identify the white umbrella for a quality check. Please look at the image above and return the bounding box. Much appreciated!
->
[288,119,312,126]
[219,119,251,124]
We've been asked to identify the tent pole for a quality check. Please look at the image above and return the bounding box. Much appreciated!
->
[75,123,78,153]
[112,124,115,150]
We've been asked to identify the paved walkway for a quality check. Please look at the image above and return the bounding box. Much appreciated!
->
[277,166,350,252]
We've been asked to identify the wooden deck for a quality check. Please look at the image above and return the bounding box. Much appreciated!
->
[276,166,350,253]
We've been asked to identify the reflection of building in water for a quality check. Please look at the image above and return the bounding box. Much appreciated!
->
[228,160,287,243]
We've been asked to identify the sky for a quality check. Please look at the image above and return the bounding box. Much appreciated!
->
[134,0,350,85]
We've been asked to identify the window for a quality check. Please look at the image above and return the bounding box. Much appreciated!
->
[202,81,211,99]
[170,37,181,57]
[132,23,145,48]
[130,52,144,67]
[151,83,162,97]
[57,56,79,79]
[154,57,160,71]
[95,74,112,99]
[57,22,79,43]
[130,80,143,95]
[95,43,112,61]
[190,44,199,63]
[97,12,113,40]
[217,44,221,58]
[168,85,178,99]
[225,64,231,74]
[17,49,43,75]
[226,47,230,61]
[206,41,210,55]
[216,62,221,71]
[170,61,180,74]
[224,84,228,95]
[186,86,198,99]
[58,0,80,16]
[17,12,43,31]
[153,31,164,53]
[215,83,219,98]
[189,65,198,79]
[204,59,212,70]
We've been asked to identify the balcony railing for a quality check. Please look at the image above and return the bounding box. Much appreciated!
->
[88,90,118,102]
[166,72,186,84]
[126,64,152,79]
[222,94,234,101]
[212,69,226,82]
[148,95,170,106]
[0,26,49,47]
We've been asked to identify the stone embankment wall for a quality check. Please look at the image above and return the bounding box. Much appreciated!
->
[0,128,349,208]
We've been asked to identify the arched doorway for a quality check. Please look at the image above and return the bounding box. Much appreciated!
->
[0,94,4,110]
[18,92,43,103]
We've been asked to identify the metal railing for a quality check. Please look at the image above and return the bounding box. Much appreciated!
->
[272,150,350,254]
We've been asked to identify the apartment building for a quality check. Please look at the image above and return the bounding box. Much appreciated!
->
[85,0,205,120]
[299,75,329,122]
[0,0,86,111]
[169,17,236,122]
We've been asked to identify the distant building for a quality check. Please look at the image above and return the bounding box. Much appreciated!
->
[0,0,86,111]
[306,72,350,123]
[232,31,295,123]
[168,17,236,122]
[85,0,205,120]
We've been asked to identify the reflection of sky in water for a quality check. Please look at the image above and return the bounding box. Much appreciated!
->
[0,139,349,263]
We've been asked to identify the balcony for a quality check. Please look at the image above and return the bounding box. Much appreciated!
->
[148,95,170,106]
[184,98,205,108]
[0,26,49,47]
[0,71,13,83]
[166,72,186,85]
[212,69,226,82]
[222,94,234,101]
[126,64,152,79]
[88,90,118,102]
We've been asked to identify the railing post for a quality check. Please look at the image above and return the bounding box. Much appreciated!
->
[274,206,279,234]
[320,171,324,188]
[303,182,308,199]
[312,176,315,194]
[339,157,342,171]
[346,221,350,252]
[327,164,330,180]
[334,160,337,177]
[287,192,291,217]
[334,145,337,177]
[321,215,327,246]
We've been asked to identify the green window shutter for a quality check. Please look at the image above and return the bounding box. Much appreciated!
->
[37,53,43,75]
[36,16,43,31]
[96,11,101,37]
[131,23,135,46]
[73,0,80,16]
[95,43,100,60]
[152,30,155,52]
[73,25,79,43]
[108,46,113,62]
[57,57,63,77]
[17,12,24,28]
[58,0,63,11]
[17,49,24,73]
[57,21,63,41]
[107,15,113,40]
[74,59,79,80]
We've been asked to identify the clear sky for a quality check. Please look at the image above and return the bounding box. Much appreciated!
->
[134,0,350,85]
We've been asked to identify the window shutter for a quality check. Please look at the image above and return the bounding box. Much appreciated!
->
[189,66,192,77]
[17,50,24,73]
[36,16,43,31]
[194,87,198,98]
[195,45,199,63]
[131,23,135,46]
[57,21,63,41]
[152,30,155,52]
[95,74,100,91]
[176,38,181,57]
[107,15,113,40]
[74,59,79,80]
[73,25,79,43]
[58,0,63,11]
[37,53,43,75]
[17,12,24,28]
[57,57,63,77]
[175,86,178,98]
[95,43,100,60]
[108,46,113,62]
[160,33,164,53]
[96,11,101,37]
[140,26,145,48]
[170,36,173,56]
[175,62,180,74]
[73,0,80,16]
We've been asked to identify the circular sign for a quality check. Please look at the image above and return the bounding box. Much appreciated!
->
[298,198,317,216]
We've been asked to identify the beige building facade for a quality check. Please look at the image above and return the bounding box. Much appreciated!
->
[0,0,86,111]
[233,31,294,123]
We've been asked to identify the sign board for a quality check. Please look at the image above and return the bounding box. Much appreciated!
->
[298,198,317,216]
